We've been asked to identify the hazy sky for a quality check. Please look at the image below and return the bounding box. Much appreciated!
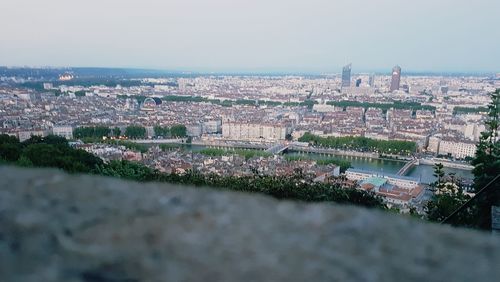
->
[1,0,499,73]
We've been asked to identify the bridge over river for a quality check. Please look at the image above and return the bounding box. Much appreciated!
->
[266,143,290,154]
[396,159,418,176]
[130,139,473,184]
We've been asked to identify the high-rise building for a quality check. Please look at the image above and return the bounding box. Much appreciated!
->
[368,74,375,87]
[341,64,352,88]
[390,66,401,92]
[355,78,362,87]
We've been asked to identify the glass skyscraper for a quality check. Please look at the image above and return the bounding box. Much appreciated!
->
[341,64,352,88]
[390,65,401,92]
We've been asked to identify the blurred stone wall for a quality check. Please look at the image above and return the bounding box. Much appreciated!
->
[1,166,500,282]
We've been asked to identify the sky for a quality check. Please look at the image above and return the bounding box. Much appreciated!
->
[0,0,499,73]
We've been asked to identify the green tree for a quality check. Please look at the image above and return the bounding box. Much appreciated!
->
[15,155,33,167]
[0,134,20,145]
[74,90,86,97]
[18,136,104,173]
[170,125,187,138]
[73,126,110,139]
[88,158,386,209]
[471,89,500,229]
[40,135,69,146]
[0,133,386,209]
[453,106,489,115]
[325,100,435,112]
[432,163,445,188]
[0,143,21,162]
[112,127,121,137]
[21,143,64,168]
[425,169,474,225]
[0,134,22,162]
[93,160,158,181]
[125,126,146,139]
[301,99,318,109]
[154,126,170,137]
[425,189,472,224]
[298,133,416,155]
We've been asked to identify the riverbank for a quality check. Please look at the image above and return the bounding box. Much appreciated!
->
[129,139,474,184]
[418,158,474,170]
[288,146,413,162]
[134,139,413,161]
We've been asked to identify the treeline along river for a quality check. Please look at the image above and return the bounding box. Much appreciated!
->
[149,144,473,185]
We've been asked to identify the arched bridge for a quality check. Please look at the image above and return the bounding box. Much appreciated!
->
[265,143,290,155]
[397,159,418,176]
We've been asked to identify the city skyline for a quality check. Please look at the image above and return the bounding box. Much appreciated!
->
[1,0,499,73]
[1,0,499,275]
[2,65,496,77]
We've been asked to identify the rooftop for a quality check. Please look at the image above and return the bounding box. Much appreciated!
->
[347,168,420,182]
[361,176,388,188]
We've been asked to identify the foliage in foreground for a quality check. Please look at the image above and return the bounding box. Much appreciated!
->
[95,160,385,208]
[470,89,500,229]
[424,89,500,230]
[0,135,103,173]
[0,134,385,209]
[425,163,474,225]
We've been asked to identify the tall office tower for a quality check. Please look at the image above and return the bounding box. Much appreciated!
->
[390,65,401,92]
[341,64,352,88]
[355,78,362,87]
[368,74,375,87]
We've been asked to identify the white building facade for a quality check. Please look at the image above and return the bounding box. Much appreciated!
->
[52,125,74,140]
[222,122,291,141]
[438,140,476,159]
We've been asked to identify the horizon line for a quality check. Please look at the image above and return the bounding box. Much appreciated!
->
[0,65,497,77]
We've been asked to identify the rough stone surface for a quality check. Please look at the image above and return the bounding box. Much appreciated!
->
[1,166,499,282]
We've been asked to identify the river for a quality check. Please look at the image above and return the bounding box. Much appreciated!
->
[286,151,473,184]
[156,144,474,184]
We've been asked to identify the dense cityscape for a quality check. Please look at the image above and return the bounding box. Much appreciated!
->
[2,0,500,280]
[1,66,498,213]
